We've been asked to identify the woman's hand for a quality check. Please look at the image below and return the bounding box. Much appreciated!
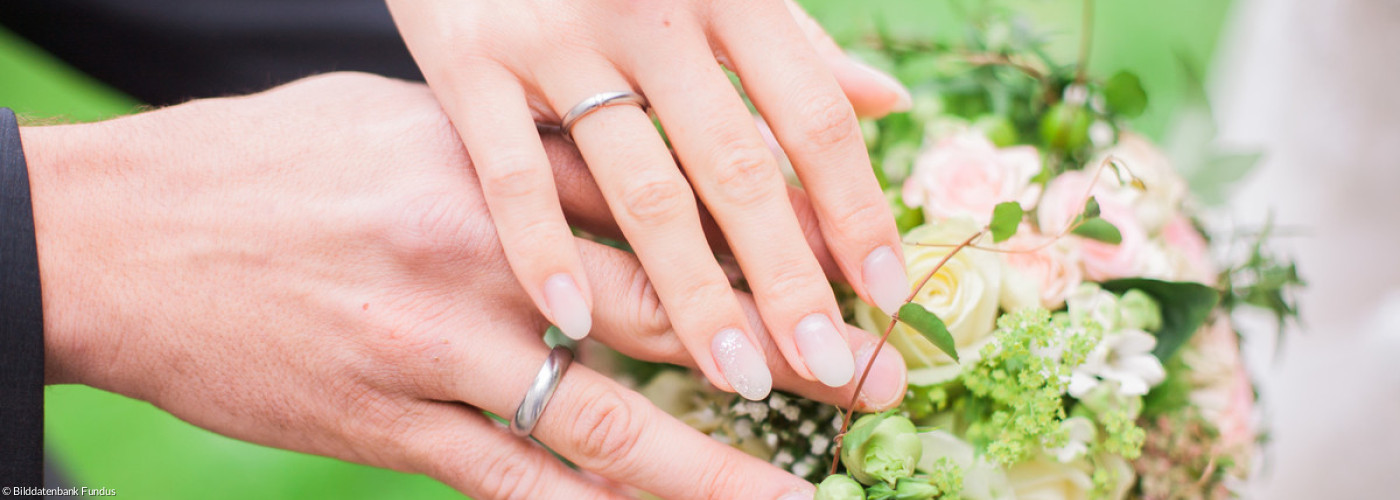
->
[26,73,906,499]
[387,0,913,401]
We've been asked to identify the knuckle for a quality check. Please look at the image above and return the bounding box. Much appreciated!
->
[757,258,824,302]
[630,267,671,337]
[566,385,647,470]
[392,193,478,261]
[828,197,891,241]
[696,458,748,500]
[474,448,548,500]
[477,158,549,201]
[618,175,694,224]
[799,93,860,149]
[710,144,781,207]
[674,278,739,316]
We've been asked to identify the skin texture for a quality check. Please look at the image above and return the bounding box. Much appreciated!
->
[24,73,907,499]
[386,0,912,398]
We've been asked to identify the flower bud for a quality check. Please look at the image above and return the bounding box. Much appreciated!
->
[841,414,923,486]
[865,478,940,500]
[1118,289,1163,332]
[1039,103,1091,151]
[815,474,866,500]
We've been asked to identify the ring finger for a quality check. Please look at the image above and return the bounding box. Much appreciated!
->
[536,56,774,401]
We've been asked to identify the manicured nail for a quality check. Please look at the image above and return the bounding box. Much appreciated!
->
[855,341,906,410]
[712,328,772,400]
[850,59,912,112]
[863,246,910,315]
[543,273,591,340]
[794,314,855,387]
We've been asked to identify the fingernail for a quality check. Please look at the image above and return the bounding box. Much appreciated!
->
[856,341,906,409]
[862,246,910,315]
[794,314,855,387]
[543,273,591,340]
[712,328,772,400]
[849,59,912,112]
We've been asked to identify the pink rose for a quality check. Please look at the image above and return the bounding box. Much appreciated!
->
[903,132,1040,226]
[1035,169,1149,281]
[999,225,1084,310]
[1184,318,1255,453]
[1092,133,1187,234]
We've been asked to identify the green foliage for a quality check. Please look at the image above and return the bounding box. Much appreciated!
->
[1071,218,1123,244]
[961,309,1098,464]
[1140,357,1193,418]
[1104,71,1148,117]
[898,303,960,363]
[1218,217,1305,340]
[1101,279,1220,361]
[989,201,1024,243]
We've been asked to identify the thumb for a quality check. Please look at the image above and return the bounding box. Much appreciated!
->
[785,0,912,118]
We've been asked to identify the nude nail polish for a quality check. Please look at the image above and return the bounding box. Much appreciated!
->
[863,246,910,315]
[849,59,913,112]
[712,329,772,400]
[543,273,591,340]
[794,314,855,387]
[855,341,907,410]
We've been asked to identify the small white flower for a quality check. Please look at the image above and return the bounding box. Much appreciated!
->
[810,435,831,455]
[781,405,801,420]
[733,419,754,439]
[1046,417,1096,463]
[798,420,816,435]
[1069,328,1166,397]
[773,450,794,467]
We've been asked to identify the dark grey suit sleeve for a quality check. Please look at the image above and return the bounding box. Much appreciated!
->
[0,107,44,485]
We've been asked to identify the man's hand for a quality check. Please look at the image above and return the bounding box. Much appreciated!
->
[21,73,905,499]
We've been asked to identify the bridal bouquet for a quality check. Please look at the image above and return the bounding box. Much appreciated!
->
[620,8,1301,500]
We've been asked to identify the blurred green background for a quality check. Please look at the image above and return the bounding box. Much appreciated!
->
[1,0,1232,498]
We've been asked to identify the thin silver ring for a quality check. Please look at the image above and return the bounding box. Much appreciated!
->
[509,345,574,437]
[559,91,649,140]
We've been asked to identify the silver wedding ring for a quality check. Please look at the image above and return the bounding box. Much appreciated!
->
[509,345,575,437]
[559,91,649,140]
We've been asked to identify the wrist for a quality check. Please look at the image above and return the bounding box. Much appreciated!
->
[21,120,121,386]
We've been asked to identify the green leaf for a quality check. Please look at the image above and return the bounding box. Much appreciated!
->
[989,201,1023,243]
[897,303,959,363]
[1102,278,1221,361]
[1083,196,1101,219]
[1104,71,1148,118]
[1071,218,1122,244]
[1190,150,1264,206]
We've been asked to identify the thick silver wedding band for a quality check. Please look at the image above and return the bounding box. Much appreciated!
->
[509,345,574,437]
[560,91,649,139]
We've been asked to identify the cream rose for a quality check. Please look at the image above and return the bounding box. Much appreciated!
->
[1004,458,1094,500]
[903,131,1041,226]
[1000,225,1084,310]
[1092,132,1187,234]
[1036,170,1150,281]
[853,217,1002,385]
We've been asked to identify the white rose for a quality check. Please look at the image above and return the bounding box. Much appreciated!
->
[903,131,1041,226]
[1004,458,1093,500]
[918,430,1015,500]
[853,217,1002,385]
